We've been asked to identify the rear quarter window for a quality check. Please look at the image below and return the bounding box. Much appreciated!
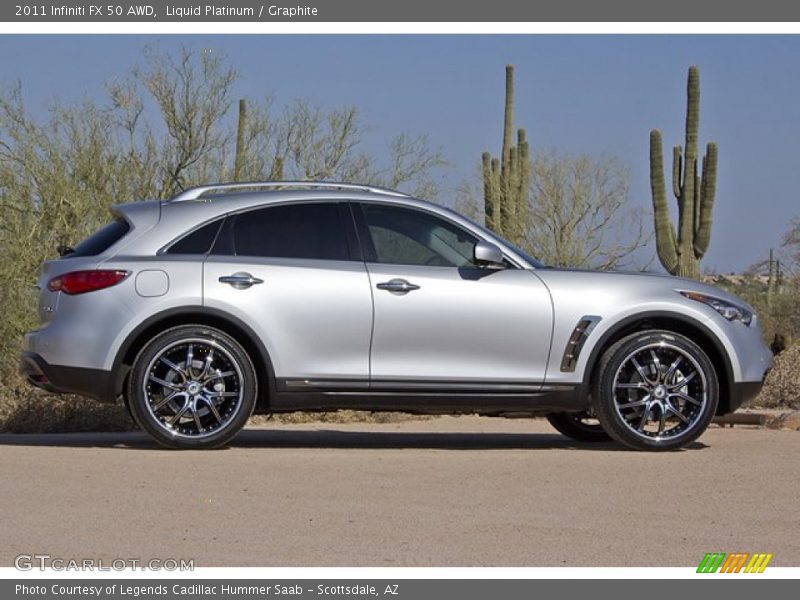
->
[166,219,224,255]
[66,218,131,258]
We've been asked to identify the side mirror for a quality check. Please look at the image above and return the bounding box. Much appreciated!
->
[473,241,505,269]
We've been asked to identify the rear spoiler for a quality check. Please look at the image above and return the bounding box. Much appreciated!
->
[100,200,162,259]
[113,200,162,231]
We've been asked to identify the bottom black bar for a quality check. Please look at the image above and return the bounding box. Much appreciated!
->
[3,579,793,600]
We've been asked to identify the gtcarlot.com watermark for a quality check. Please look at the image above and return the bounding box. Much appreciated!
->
[15,554,194,571]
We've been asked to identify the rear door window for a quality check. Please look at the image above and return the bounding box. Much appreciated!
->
[231,203,350,261]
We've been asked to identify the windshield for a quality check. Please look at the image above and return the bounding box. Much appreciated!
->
[497,238,546,268]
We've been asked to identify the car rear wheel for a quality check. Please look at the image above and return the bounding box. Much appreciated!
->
[546,411,612,442]
[593,329,718,451]
[127,325,257,449]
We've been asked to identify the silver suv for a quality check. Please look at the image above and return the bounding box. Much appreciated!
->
[21,182,773,450]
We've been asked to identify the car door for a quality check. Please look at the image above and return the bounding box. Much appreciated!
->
[354,202,553,389]
[203,201,373,386]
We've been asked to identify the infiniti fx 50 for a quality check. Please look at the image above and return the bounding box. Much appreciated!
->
[21,182,773,450]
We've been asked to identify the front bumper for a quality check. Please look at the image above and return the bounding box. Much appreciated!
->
[726,378,768,414]
[20,351,116,402]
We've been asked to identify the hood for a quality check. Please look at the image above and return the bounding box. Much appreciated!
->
[533,267,755,313]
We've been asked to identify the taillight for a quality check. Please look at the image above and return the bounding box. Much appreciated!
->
[47,270,130,295]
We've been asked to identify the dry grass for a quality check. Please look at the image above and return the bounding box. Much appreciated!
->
[0,385,134,434]
[251,411,431,426]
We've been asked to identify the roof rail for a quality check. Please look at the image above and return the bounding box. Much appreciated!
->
[169,181,409,202]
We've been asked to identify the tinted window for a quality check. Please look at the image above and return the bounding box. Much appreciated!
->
[167,219,223,255]
[232,203,349,261]
[67,219,130,258]
[361,204,477,267]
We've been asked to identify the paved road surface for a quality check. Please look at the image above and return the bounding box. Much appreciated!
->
[1,417,798,567]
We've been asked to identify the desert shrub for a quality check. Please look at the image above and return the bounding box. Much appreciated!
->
[750,344,800,409]
[0,46,443,433]
[712,277,800,347]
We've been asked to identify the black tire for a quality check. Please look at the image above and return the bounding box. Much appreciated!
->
[593,329,718,451]
[127,324,257,449]
[546,412,612,442]
[122,394,141,429]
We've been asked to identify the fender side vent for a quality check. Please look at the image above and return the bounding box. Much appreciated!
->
[560,316,601,372]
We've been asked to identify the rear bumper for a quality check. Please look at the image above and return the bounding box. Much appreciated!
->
[19,351,116,402]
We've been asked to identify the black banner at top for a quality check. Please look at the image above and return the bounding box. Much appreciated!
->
[3,0,800,22]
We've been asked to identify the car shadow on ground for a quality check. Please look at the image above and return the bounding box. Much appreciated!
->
[0,428,709,452]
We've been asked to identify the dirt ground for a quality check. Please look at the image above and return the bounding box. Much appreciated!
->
[1,416,798,567]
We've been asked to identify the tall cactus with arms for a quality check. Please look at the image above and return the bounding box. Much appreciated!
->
[650,65,718,279]
[482,65,530,243]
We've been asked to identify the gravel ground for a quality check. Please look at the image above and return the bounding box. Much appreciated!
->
[1,416,798,567]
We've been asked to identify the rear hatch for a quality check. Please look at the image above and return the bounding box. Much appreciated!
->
[37,256,104,325]
[36,202,160,325]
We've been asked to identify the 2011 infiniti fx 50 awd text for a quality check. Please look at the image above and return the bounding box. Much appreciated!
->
[21,181,773,450]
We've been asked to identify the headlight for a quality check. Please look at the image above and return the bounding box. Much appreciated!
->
[679,291,753,326]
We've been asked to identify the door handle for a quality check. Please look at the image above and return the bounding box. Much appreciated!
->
[218,272,264,289]
[376,278,420,294]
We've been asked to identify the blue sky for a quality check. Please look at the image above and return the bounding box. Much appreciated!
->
[1,35,798,273]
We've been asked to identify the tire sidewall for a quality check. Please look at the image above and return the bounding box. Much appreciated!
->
[546,412,612,443]
[594,330,719,451]
[127,325,257,449]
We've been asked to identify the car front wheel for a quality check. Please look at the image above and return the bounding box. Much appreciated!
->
[127,325,257,449]
[593,329,718,451]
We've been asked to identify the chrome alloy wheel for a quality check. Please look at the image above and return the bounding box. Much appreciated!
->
[611,342,707,440]
[143,338,244,438]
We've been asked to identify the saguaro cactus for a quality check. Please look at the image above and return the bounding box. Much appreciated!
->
[650,66,718,279]
[482,65,530,242]
[233,99,247,181]
[767,248,777,307]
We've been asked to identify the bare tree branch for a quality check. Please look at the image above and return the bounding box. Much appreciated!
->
[522,151,651,269]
